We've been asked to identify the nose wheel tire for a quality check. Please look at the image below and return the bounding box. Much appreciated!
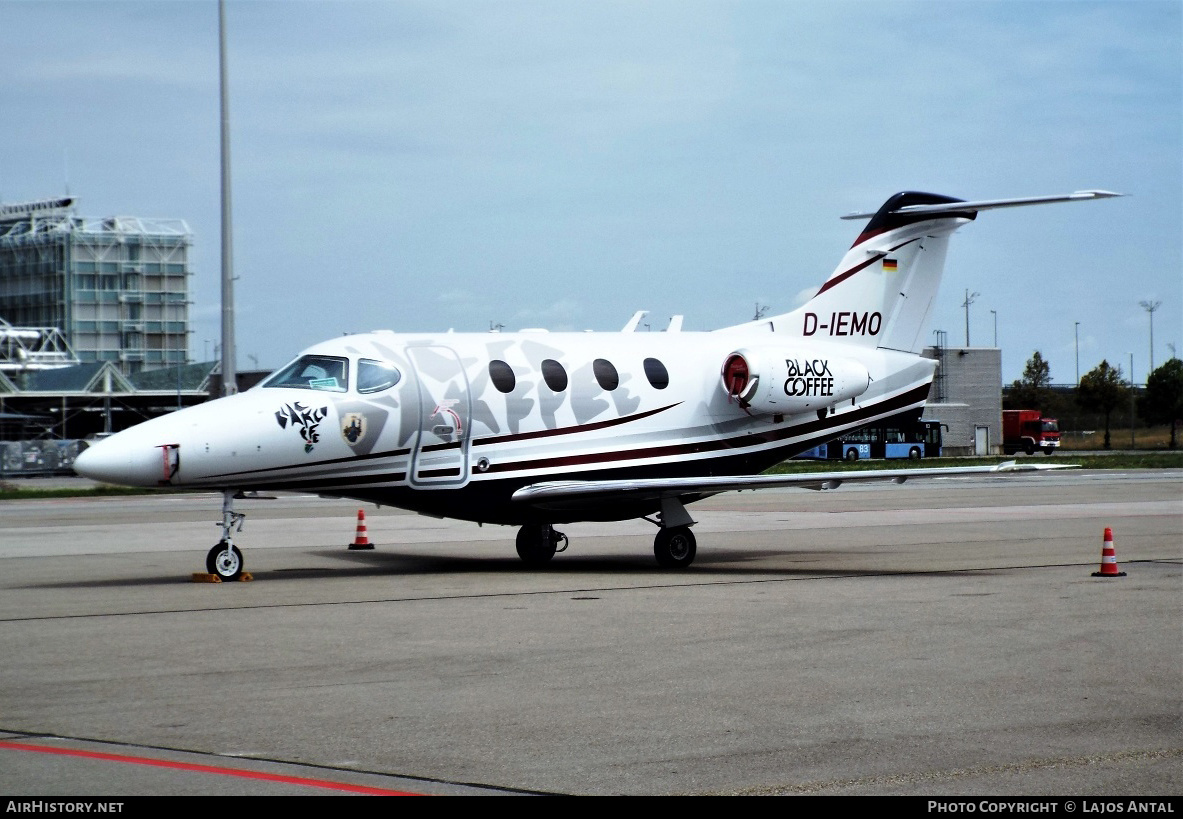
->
[207,541,244,581]
[654,526,697,569]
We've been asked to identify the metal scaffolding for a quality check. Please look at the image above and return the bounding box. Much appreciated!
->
[0,317,80,374]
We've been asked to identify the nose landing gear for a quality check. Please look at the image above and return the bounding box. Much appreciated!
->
[206,490,247,581]
[207,541,243,579]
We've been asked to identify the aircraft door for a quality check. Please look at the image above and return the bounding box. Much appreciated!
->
[407,345,472,486]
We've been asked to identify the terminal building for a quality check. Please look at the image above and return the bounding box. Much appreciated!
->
[0,196,206,473]
[0,196,192,375]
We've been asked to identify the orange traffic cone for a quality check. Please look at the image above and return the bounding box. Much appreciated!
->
[348,509,374,550]
[1091,527,1125,577]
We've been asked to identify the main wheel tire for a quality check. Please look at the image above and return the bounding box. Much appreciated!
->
[844,448,859,461]
[908,446,921,460]
[1044,447,1055,455]
[1024,441,1035,455]
[515,524,557,566]
[206,541,244,581]
[654,527,697,569]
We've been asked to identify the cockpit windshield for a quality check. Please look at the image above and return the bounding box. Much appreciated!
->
[262,355,349,392]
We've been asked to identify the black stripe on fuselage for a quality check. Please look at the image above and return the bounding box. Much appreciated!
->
[279,383,930,525]
[198,446,412,482]
[470,402,681,448]
[482,382,928,475]
[198,403,681,480]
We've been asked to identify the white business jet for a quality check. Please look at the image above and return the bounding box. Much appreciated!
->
[74,190,1117,579]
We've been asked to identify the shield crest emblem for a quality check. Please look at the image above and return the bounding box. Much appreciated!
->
[341,412,367,447]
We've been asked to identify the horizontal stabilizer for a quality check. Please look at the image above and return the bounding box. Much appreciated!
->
[841,190,1122,220]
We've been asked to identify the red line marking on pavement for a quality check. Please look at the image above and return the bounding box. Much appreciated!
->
[0,740,420,795]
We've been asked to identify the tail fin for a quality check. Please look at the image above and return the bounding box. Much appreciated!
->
[744,190,1121,354]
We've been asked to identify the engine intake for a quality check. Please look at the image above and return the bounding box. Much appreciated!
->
[721,348,871,414]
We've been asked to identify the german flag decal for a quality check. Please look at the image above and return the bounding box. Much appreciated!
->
[882,258,898,272]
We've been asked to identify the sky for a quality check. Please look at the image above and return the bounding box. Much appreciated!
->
[1,0,1179,383]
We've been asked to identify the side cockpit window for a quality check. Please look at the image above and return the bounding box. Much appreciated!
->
[357,359,402,394]
[262,355,349,392]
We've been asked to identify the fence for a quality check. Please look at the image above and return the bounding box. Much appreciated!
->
[0,440,87,477]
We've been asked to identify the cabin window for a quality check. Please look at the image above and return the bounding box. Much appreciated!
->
[357,359,401,394]
[541,359,568,392]
[489,360,516,393]
[643,357,669,390]
[593,358,619,391]
[262,355,349,392]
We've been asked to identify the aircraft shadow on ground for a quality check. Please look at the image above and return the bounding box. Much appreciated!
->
[291,547,994,580]
[16,548,1000,590]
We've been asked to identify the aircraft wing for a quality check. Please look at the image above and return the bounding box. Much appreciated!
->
[511,461,1078,507]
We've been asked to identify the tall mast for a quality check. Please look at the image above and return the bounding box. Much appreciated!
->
[218,0,237,396]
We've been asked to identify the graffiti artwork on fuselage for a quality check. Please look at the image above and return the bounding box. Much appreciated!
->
[275,402,329,453]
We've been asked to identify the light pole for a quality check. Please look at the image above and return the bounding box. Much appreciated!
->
[1129,352,1136,449]
[962,289,979,346]
[990,309,997,347]
[1074,322,1080,385]
[1139,299,1162,373]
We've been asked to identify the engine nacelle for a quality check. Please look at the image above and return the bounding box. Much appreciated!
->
[720,348,871,414]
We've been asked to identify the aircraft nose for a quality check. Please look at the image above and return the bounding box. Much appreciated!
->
[73,435,167,487]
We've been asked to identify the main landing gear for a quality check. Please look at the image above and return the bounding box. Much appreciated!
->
[515,523,569,567]
[649,495,698,569]
[653,526,697,569]
[207,490,247,581]
[514,496,700,569]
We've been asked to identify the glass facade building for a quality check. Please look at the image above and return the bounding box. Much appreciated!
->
[0,197,191,374]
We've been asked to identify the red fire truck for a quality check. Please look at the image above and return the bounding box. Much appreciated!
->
[1003,409,1060,455]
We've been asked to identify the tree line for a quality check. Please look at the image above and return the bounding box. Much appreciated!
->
[1005,351,1183,449]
